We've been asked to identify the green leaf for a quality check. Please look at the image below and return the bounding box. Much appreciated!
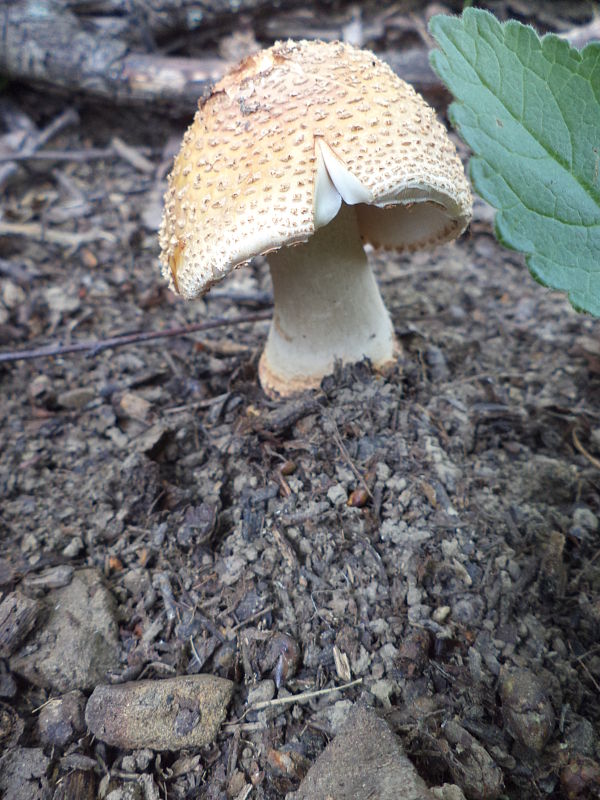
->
[429,8,600,316]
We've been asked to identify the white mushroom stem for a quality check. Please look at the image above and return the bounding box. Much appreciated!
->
[258,202,396,396]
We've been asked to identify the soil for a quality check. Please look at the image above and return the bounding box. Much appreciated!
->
[1,2,599,799]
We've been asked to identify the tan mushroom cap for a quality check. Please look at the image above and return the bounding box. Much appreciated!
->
[159,39,472,299]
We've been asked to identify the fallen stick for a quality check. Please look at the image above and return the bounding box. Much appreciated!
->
[248,677,363,714]
[0,108,79,191]
[0,311,272,364]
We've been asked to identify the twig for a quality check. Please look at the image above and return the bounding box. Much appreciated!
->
[0,311,272,364]
[0,108,79,190]
[111,137,155,173]
[0,221,116,247]
[572,429,600,470]
[248,677,363,713]
[230,605,274,633]
[0,146,157,165]
[327,415,373,499]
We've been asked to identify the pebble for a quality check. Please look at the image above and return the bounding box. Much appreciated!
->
[431,786,467,800]
[294,704,435,799]
[369,678,397,709]
[22,565,74,591]
[0,747,51,799]
[62,537,84,558]
[432,606,451,624]
[57,388,96,410]
[572,506,599,533]
[327,484,348,507]
[38,690,86,747]
[442,720,503,799]
[1,280,25,308]
[85,674,233,751]
[407,604,432,624]
[247,679,275,706]
[499,667,555,753]
[10,569,120,692]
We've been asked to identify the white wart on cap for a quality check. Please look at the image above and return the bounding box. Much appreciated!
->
[159,39,472,396]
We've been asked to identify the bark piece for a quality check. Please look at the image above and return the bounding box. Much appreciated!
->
[0,590,39,658]
[85,674,234,750]
[292,704,435,800]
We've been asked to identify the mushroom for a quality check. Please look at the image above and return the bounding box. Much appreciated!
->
[159,39,472,396]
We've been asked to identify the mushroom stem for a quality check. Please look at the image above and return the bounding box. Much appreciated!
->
[259,202,396,396]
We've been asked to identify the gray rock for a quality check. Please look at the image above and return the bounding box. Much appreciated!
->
[85,674,234,751]
[56,387,96,409]
[431,787,467,800]
[499,667,555,754]
[327,484,348,507]
[291,704,434,799]
[572,506,599,533]
[38,690,86,747]
[0,747,51,800]
[248,679,275,706]
[442,720,504,800]
[10,569,120,692]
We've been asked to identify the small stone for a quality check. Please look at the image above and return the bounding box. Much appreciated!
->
[119,391,153,422]
[38,690,86,747]
[397,630,431,679]
[327,484,348,507]
[572,506,599,533]
[133,422,172,455]
[293,704,435,799]
[85,674,233,751]
[0,668,17,699]
[560,756,600,799]
[227,770,247,798]
[565,716,597,758]
[57,388,96,410]
[2,280,25,309]
[247,679,275,706]
[369,678,397,709]
[0,700,24,749]
[406,584,422,606]
[11,569,120,692]
[499,667,555,754]
[62,537,84,558]
[28,374,55,407]
[0,747,51,800]
[267,746,311,780]
[431,786,467,800]
[442,720,504,799]
[432,606,451,624]
[22,565,74,590]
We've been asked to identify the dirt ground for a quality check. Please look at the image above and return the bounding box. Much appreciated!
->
[1,2,599,799]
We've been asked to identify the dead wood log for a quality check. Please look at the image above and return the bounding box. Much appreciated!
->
[0,1,444,109]
[2,1,597,111]
[0,1,229,109]
[61,0,303,39]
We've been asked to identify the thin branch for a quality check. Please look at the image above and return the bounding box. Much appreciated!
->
[0,311,272,364]
[0,146,155,165]
[249,677,363,713]
[572,428,600,470]
[0,221,117,247]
